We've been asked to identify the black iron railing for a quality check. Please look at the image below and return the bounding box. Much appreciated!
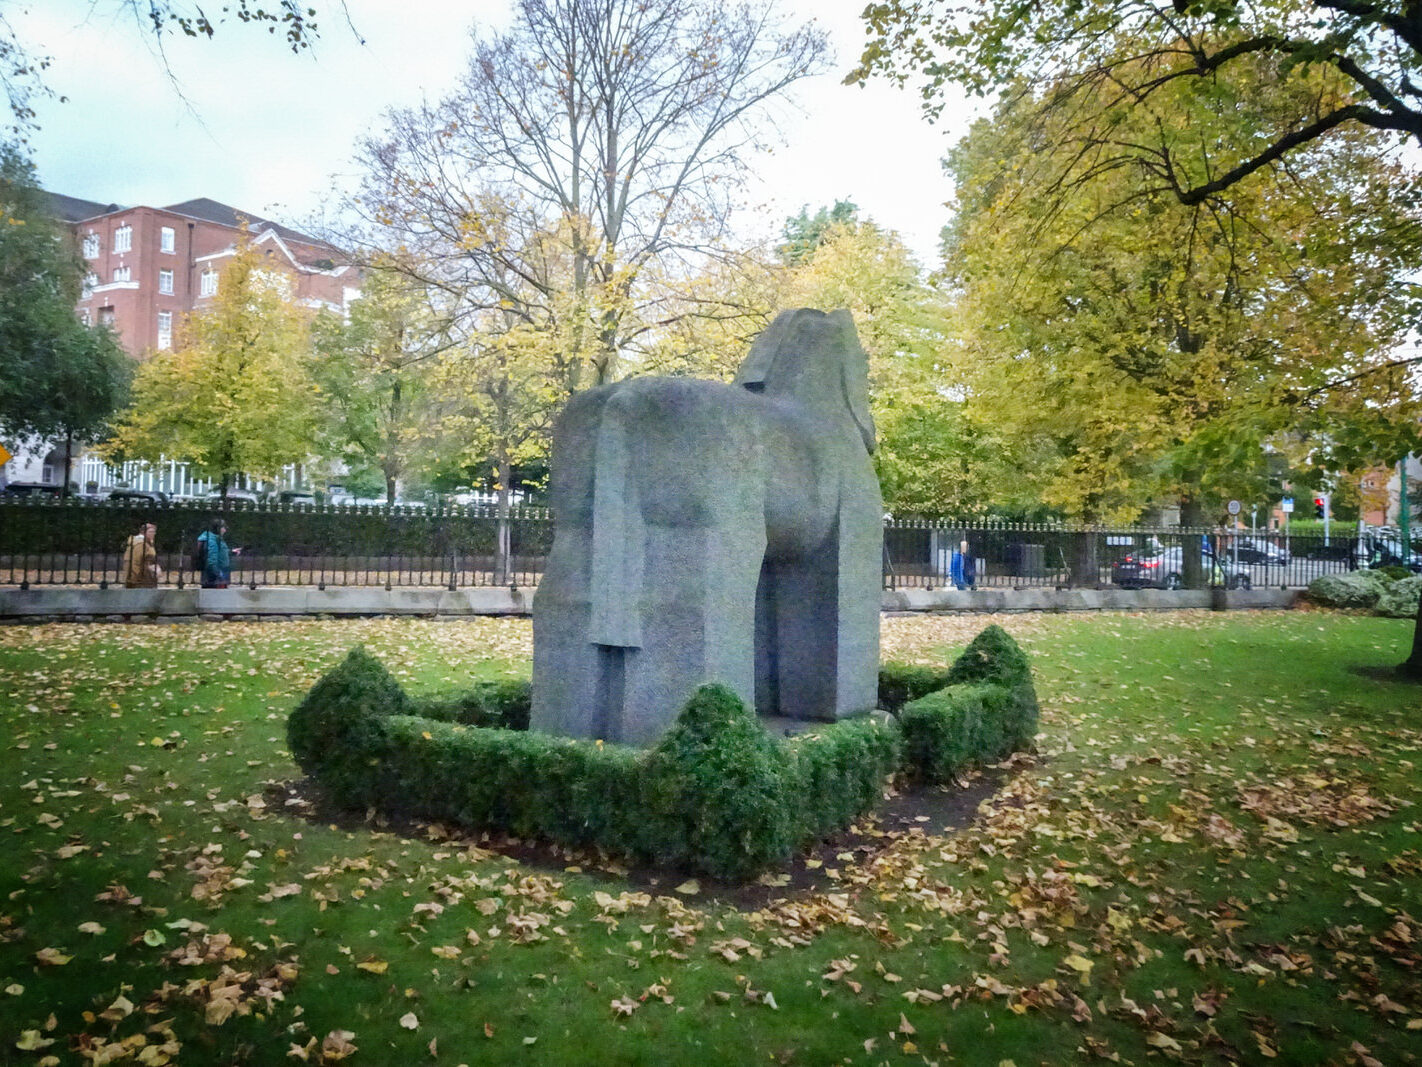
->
[0,498,552,590]
[0,498,1399,591]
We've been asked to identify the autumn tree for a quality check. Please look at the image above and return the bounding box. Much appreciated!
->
[942,63,1422,585]
[343,0,827,391]
[104,233,318,496]
[0,144,132,495]
[311,267,452,505]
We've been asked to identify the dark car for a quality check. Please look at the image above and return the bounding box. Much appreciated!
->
[1111,544,1251,590]
[1,481,64,498]
[1231,536,1290,566]
[107,488,170,504]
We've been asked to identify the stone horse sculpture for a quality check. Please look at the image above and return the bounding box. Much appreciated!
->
[531,308,883,746]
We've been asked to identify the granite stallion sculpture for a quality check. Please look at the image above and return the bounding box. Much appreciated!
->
[531,308,883,746]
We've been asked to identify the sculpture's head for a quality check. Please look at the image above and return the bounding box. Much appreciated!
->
[735,308,877,454]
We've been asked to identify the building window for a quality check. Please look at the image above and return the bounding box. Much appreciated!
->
[113,224,132,253]
[113,265,131,283]
[157,311,172,350]
[82,272,97,296]
[160,226,175,253]
[158,269,174,295]
[98,307,115,327]
[79,309,90,326]
[200,269,218,297]
[82,232,100,258]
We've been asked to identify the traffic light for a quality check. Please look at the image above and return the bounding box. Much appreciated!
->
[1314,497,1325,518]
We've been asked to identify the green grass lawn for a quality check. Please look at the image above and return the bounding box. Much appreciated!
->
[1,610,1419,1065]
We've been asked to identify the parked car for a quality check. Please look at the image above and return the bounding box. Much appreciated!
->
[107,487,169,504]
[1111,543,1252,590]
[276,490,316,506]
[1362,533,1422,572]
[206,488,261,504]
[1230,536,1289,566]
[0,481,63,498]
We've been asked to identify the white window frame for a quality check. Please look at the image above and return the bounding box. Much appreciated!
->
[112,265,131,283]
[157,311,172,350]
[82,272,98,296]
[159,226,175,253]
[82,232,100,258]
[113,223,132,254]
[200,269,218,297]
[158,268,174,295]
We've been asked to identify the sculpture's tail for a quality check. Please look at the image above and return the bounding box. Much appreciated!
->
[588,398,644,647]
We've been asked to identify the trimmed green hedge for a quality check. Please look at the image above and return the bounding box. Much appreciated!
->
[898,625,1039,785]
[408,680,532,731]
[878,662,955,713]
[288,625,1035,879]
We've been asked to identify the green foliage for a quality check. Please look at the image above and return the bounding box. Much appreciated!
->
[878,661,955,713]
[286,646,408,808]
[642,685,795,880]
[778,200,859,265]
[310,268,450,505]
[409,679,532,731]
[0,144,132,470]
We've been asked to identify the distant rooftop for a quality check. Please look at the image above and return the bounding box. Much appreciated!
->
[47,192,121,223]
[161,197,327,249]
[45,191,331,252]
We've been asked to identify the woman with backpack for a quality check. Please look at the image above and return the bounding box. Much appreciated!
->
[194,519,239,588]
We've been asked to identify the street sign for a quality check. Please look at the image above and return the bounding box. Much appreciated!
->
[1281,497,1294,513]
[0,442,11,468]
[1227,499,1241,516]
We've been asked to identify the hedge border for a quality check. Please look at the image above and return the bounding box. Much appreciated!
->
[288,625,1037,879]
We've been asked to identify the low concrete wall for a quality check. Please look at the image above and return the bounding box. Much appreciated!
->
[0,583,1297,621]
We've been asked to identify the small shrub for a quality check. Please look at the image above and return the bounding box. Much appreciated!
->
[1376,575,1422,619]
[944,623,1033,690]
[1373,565,1414,582]
[287,647,408,807]
[878,662,954,713]
[643,685,795,881]
[1307,571,1390,609]
[409,680,532,730]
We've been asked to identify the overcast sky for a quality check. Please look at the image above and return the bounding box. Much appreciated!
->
[12,0,976,267]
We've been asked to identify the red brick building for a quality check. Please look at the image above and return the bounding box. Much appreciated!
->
[49,193,359,358]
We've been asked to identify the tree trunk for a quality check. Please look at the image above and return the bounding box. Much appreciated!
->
[1068,529,1101,588]
[494,451,512,586]
[1400,590,1422,681]
[61,428,74,500]
[1180,496,1206,589]
[385,474,398,507]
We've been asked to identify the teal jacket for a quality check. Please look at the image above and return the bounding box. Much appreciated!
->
[197,530,233,586]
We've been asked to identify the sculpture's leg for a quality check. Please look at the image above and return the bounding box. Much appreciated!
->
[769,504,881,721]
[617,523,765,746]
[834,496,883,715]
[531,524,606,739]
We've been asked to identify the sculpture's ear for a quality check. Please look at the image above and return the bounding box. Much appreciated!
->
[830,309,877,454]
[734,312,791,390]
